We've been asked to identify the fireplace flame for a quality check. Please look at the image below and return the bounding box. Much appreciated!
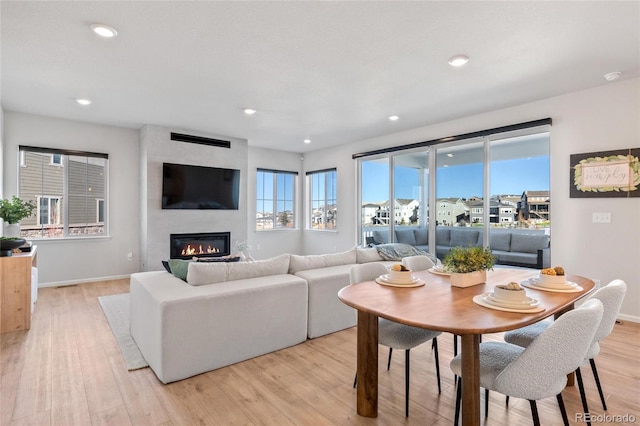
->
[181,244,220,256]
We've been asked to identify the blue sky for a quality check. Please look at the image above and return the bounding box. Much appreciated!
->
[362,156,550,201]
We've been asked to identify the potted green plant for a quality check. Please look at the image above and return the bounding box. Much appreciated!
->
[0,196,36,237]
[442,245,495,287]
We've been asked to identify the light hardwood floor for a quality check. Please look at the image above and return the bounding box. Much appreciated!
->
[1,278,638,426]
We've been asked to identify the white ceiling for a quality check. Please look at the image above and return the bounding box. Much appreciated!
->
[2,1,639,153]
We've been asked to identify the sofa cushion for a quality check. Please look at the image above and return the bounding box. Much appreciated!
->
[436,228,451,246]
[288,248,357,274]
[372,230,390,244]
[186,261,227,285]
[490,233,512,252]
[227,254,291,281]
[395,229,416,246]
[356,247,384,263]
[450,229,479,247]
[187,254,290,285]
[414,228,428,245]
[510,234,550,254]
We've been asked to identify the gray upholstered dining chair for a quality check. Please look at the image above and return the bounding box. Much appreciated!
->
[450,298,604,426]
[401,254,437,271]
[503,279,627,417]
[350,262,442,417]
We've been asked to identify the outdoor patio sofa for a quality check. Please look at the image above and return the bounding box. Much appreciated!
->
[370,226,550,269]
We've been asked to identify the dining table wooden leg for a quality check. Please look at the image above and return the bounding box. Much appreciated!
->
[461,334,481,426]
[356,310,378,417]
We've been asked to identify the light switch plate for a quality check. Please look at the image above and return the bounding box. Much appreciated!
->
[592,212,611,223]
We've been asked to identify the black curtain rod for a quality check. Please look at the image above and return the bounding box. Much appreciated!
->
[352,118,552,159]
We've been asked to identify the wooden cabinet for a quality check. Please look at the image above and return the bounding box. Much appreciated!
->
[0,246,37,333]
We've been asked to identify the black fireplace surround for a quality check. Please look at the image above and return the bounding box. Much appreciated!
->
[170,232,231,260]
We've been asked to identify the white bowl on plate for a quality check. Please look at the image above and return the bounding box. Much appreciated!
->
[539,273,567,285]
[388,269,412,282]
[493,285,527,302]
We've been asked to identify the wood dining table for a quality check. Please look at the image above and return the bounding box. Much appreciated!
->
[337,267,595,426]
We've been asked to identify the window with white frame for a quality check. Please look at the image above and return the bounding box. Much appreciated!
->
[307,168,337,230]
[18,146,108,238]
[256,168,297,230]
[97,199,105,223]
[37,196,61,225]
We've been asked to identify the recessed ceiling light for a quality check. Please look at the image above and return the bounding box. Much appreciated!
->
[304,139,311,144]
[388,115,399,121]
[243,108,257,115]
[604,71,622,81]
[447,153,454,158]
[448,55,469,67]
[75,98,92,106]
[91,24,118,38]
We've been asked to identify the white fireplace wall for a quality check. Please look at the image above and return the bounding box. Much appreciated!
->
[140,125,248,271]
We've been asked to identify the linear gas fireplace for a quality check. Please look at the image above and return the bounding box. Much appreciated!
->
[170,232,230,260]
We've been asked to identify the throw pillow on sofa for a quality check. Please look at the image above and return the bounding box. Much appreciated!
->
[414,228,428,246]
[356,247,384,263]
[167,259,192,280]
[395,229,417,246]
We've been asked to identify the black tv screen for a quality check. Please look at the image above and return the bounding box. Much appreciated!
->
[162,163,240,210]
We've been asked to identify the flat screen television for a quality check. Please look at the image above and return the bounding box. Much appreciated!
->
[162,163,240,210]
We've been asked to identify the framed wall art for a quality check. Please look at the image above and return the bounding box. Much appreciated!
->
[570,148,640,198]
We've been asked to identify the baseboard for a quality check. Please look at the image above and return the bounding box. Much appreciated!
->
[617,313,640,324]
[38,274,131,288]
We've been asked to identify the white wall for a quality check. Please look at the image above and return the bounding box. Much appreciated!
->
[2,111,141,285]
[140,125,248,271]
[302,78,640,321]
[0,107,4,200]
[246,147,304,259]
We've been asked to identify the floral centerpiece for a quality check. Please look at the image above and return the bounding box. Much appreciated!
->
[443,246,495,287]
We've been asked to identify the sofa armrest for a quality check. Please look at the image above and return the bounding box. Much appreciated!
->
[537,247,551,269]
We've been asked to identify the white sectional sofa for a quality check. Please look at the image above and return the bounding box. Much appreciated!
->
[130,248,395,383]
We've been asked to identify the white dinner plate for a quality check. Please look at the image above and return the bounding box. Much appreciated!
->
[521,279,584,293]
[529,277,578,290]
[473,295,545,313]
[379,274,420,284]
[428,267,451,276]
[375,277,425,288]
[482,293,539,309]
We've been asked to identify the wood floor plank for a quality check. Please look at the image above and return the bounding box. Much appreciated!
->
[1,279,638,426]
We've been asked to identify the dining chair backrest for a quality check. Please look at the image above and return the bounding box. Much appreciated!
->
[494,299,604,400]
[588,279,626,344]
[350,263,389,285]
[402,255,435,272]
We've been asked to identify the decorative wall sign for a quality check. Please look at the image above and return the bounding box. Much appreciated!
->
[570,148,640,198]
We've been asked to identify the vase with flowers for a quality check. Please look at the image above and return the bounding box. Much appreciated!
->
[234,240,253,261]
[442,245,495,287]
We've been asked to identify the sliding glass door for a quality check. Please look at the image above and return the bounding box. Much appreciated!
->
[357,126,551,264]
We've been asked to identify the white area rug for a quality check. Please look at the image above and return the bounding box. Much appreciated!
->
[98,293,149,371]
